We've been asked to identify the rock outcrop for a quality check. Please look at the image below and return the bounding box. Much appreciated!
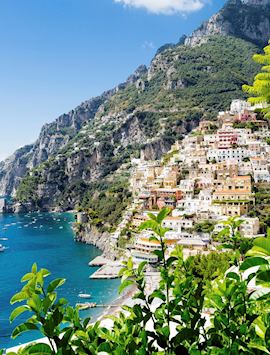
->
[185,0,270,47]
[75,225,116,259]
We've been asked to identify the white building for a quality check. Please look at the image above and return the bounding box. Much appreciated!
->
[179,179,194,194]
[162,217,193,232]
[214,217,260,238]
[173,190,213,216]
[165,231,210,249]
[230,99,251,114]
[207,148,255,163]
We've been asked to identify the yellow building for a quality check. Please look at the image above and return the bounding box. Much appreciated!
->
[213,176,254,216]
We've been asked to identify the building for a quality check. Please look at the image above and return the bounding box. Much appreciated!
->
[131,214,148,228]
[214,217,260,238]
[240,217,260,237]
[213,176,253,201]
[162,216,193,232]
[212,176,253,216]
[131,231,179,264]
[207,147,253,163]
[165,231,210,250]
[217,128,238,149]
[230,99,251,114]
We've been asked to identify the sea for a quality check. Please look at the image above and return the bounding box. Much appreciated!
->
[0,211,120,349]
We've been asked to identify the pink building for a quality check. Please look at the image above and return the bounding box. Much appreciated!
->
[217,129,238,149]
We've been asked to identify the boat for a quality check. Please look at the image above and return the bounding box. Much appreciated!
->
[78,293,92,299]
[0,244,6,252]
[0,238,8,241]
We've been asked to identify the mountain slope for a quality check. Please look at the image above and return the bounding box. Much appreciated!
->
[1,0,268,228]
[15,36,259,221]
[0,94,108,195]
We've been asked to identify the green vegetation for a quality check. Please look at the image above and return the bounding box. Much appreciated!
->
[194,220,215,233]
[233,121,260,132]
[212,199,251,204]
[187,251,234,284]
[16,174,41,206]
[249,183,270,233]
[162,150,178,165]
[264,137,270,145]
[4,209,270,354]
[78,178,132,232]
[215,217,254,258]
[243,41,270,118]
[106,36,259,119]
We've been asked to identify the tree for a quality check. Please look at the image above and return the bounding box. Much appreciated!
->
[243,41,270,118]
[187,251,234,283]
[194,220,215,234]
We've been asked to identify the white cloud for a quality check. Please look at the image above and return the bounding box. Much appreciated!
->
[114,0,208,14]
[142,41,155,49]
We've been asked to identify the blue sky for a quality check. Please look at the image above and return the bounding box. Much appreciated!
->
[0,0,226,160]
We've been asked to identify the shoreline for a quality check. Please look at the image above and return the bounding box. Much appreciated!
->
[3,211,124,353]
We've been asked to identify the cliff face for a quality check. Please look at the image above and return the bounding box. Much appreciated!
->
[185,0,270,47]
[0,0,266,216]
[0,144,34,196]
[0,91,118,196]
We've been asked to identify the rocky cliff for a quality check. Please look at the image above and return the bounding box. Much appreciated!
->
[0,70,151,197]
[185,0,270,47]
[0,0,266,227]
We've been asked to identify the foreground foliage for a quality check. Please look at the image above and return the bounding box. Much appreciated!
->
[243,41,270,118]
[3,208,270,354]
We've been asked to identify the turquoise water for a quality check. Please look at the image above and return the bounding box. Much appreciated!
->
[0,212,120,349]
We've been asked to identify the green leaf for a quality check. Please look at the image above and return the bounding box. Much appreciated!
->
[265,326,270,346]
[40,268,51,278]
[10,291,29,305]
[138,261,147,274]
[153,250,163,259]
[24,343,52,354]
[240,257,269,271]
[173,328,197,343]
[21,273,34,282]
[256,269,270,287]
[166,256,177,267]
[247,237,270,257]
[249,343,270,354]
[149,289,166,302]
[156,208,171,224]
[10,305,30,322]
[98,342,112,352]
[147,213,157,222]
[149,236,159,243]
[119,279,133,294]
[226,272,240,281]
[12,322,39,339]
[47,278,66,293]
[254,317,266,339]
[31,263,38,273]
[127,257,133,270]
[27,293,42,312]
[250,288,270,300]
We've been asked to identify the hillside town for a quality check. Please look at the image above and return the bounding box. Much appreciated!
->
[109,99,270,264]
